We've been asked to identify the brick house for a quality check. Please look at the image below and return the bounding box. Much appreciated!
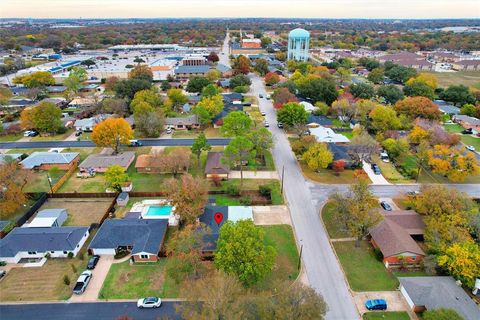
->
[369,211,425,268]
[20,152,80,170]
[89,219,168,263]
[204,152,230,180]
[453,115,480,132]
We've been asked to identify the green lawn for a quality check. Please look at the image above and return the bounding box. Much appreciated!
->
[212,179,284,205]
[373,156,413,184]
[340,131,354,139]
[300,162,371,184]
[443,123,464,133]
[333,241,399,291]
[321,202,350,239]
[212,195,242,206]
[363,312,410,320]
[99,259,179,299]
[0,133,23,142]
[30,129,74,141]
[461,135,480,150]
[257,225,300,289]
[24,170,65,193]
[7,148,49,154]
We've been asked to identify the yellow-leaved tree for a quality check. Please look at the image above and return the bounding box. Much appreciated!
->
[91,118,133,154]
[427,145,479,182]
[438,240,480,289]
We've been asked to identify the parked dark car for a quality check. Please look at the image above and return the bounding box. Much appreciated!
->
[87,255,100,270]
[129,140,143,147]
[75,131,82,137]
[365,299,387,311]
[371,163,381,175]
[380,201,392,211]
[462,128,473,134]
[277,122,283,128]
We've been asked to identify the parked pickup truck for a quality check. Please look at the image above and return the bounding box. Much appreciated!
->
[73,270,92,295]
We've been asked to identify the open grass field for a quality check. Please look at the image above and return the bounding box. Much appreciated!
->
[363,312,410,320]
[321,202,350,239]
[425,71,480,88]
[300,162,371,184]
[333,241,399,291]
[24,170,65,193]
[257,225,300,289]
[38,198,113,226]
[99,259,179,299]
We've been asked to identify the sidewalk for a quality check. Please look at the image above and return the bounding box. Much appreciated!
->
[229,170,279,179]
[362,161,390,185]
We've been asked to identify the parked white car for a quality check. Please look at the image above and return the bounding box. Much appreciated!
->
[466,145,476,152]
[137,297,162,308]
[73,270,92,295]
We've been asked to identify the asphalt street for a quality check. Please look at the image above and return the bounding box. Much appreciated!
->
[0,301,180,320]
[0,138,230,150]
[250,75,359,320]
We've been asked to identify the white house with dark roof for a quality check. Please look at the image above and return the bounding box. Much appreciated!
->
[0,226,89,263]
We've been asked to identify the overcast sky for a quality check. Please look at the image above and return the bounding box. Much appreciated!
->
[2,0,479,19]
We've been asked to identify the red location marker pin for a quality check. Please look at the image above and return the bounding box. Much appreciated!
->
[214,212,223,226]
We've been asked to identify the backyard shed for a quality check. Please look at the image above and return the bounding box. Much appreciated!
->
[117,192,129,207]
[28,209,68,228]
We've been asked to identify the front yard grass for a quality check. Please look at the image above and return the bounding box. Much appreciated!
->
[211,179,284,205]
[300,162,371,184]
[461,135,480,150]
[363,312,410,320]
[372,156,413,184]
[321,202,350,239]
[443,123,464,133]
[30,129,74,142]
[257,225,300,289]
[333,241,399,291]
[0,133,23,142]
[99,259,179,299]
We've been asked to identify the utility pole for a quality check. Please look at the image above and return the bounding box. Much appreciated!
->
[281,165,285,194]
[46,173,53,194]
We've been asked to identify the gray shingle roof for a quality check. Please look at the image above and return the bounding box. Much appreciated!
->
[79,152,135,170]
[20,152,79,169]
[89,219,168,255]
[0,227,89,257]
[204,152,230,175]
[0,154,22,164]
[399,277,480,320]
[174,65,211,74]
[165,115,198,126]
[37,209,67,219]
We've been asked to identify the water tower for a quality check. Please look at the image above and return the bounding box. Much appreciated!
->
[287,28,310,62]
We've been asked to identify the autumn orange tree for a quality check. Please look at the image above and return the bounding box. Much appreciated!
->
[161,174,208,226]
[264,72,280,86]
[427,145,479,182]
[394,96,441,120]
[91,118,133,154]
[0,162,31,217]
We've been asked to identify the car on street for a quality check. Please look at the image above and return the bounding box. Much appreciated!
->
[129,140,143,147]
[371,163,381,175]
[23,130,38,137]
[266,95,271,100]
[466,145,476,152]
[75,131,82,137]
[165,128,173,134]
[137,297,162,308]
[380,152,390,163]
[264,121,270,127]
[73,270,92,295]
[261,111,266,116]
[365,299,387,311]
[277,122,283,128]
[407,191,420,197]
[380,201,392,211]
[259,94,263,98]
[87,255,100,270]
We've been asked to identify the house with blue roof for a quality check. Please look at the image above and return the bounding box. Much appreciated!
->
[89,219,168,263]
[174,65,211,80]
[20,152,80,170]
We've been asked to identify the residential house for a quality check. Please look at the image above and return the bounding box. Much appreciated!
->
[300,101,316,113]
[27,209,68,228]
[5,99,35,109]
[399,276,480,320]
[453,114,480,132]
[241,39,262,49]
[79,151,135,173]
[89,219,168,263]
[370,210,425,268]
[20,152,80,170]
[74,114,111,132]
[0,226,90,263]
[431,52,460,63]
[199,206,253,255]
[218,79,230,89]
[216,64,233,77]
[213,103,244,127]
[79,84,99,93]
[434,100,460,115]
[68,97,96,109]
[165,114,199,130]
[223,93,243,104]
[135,154,164,173]
[46,86,67,94]
[38,97,67,108]
[452,60,480,71]
[307,115,333,128]
[327,143,355,168]
[204,152,230,179]
[309,126,350,144]
[10,86,29,96]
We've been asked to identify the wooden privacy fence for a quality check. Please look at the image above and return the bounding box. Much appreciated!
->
[50,162,78,193]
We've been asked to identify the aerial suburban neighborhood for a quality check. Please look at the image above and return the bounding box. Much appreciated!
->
[0,3,479,320]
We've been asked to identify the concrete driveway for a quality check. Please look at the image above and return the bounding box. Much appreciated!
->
[379,198,400,211]
[69,255,114,302]
[229,170,279,179]
[363,161,390,185]
[353,291,415,318]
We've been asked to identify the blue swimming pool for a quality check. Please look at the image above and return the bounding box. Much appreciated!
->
[144,205,173,217]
